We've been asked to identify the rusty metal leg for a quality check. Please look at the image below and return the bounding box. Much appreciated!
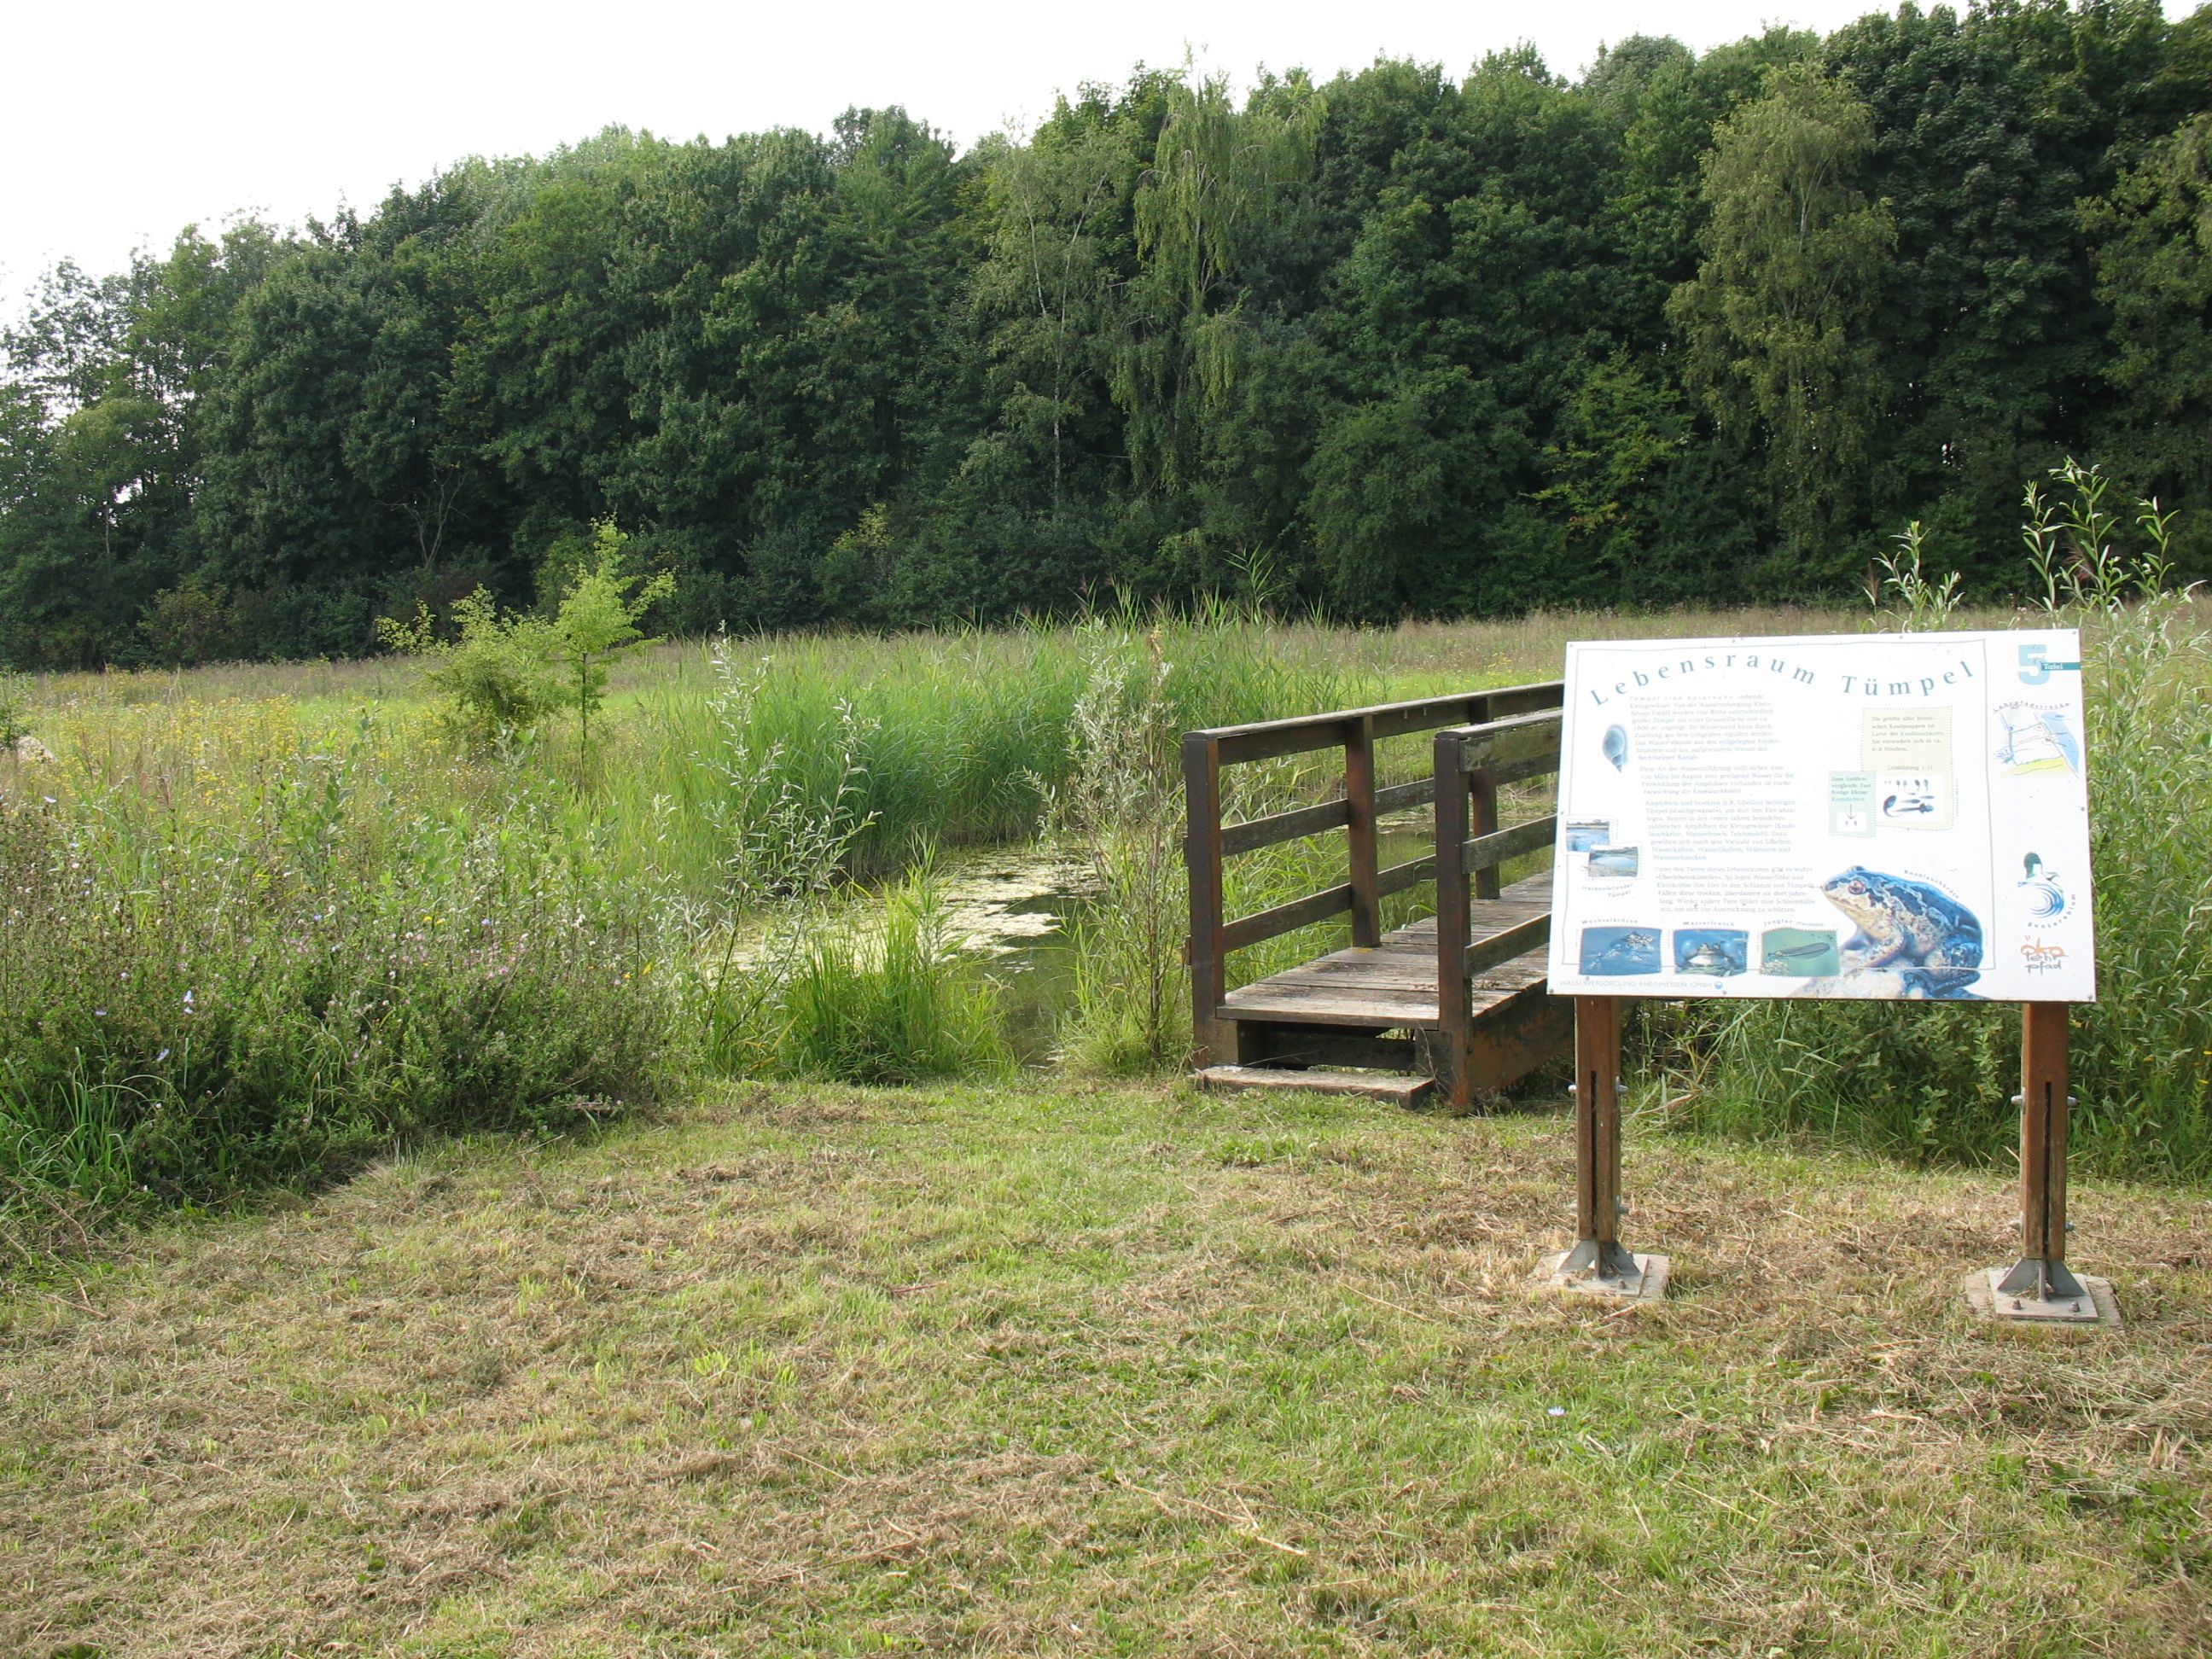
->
[1559,996,1639,1284]
[1996,1001,2087,1302]
[1968,1002,2110,1321]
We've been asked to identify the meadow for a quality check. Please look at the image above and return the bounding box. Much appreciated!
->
[3,588,2210,1654]
[1,583,2208,1276]
[5,1079,2209,1656]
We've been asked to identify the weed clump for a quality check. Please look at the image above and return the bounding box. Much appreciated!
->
[1044,603,1365,1073]
[771,870,1010,1085]
[1045,626,1190,1072]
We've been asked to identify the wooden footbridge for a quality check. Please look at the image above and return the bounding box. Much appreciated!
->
[1184,672,2119,1322]
[1184,683,1570,1106]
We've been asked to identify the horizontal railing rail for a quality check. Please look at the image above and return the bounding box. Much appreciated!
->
[1195,683,1563,767]
[1442,707,1563,774]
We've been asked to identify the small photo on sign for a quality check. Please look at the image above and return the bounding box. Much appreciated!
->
[1585,845,1639,878]
[1760,927,1840,977]
[1578,926,1660,976]
[1563,819,1611,853]
[1827,771,1876,836]
[1673,928,1747,977]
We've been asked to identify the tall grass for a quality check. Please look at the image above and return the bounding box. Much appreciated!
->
[7,583,2203,1259]
[0,730,672,1259]
[1656,472,2212,1179]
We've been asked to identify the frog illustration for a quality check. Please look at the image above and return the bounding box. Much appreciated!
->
[1818,866,1982,998]
[1681,940,1743,975]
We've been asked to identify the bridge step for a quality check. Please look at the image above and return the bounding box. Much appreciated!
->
[1193,1065,1436,1104]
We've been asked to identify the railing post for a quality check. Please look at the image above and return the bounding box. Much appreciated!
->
[1183,732,1227,1068]
[1468,755,1501,903]
[1345,715,1381,948]
[1433,727,1472,1106]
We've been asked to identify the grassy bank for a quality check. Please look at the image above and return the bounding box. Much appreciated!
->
[3,1080,2207,1656]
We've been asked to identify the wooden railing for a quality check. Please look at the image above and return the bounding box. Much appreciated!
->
[1431,703,1565,1097]
[1183,682,1564,1066]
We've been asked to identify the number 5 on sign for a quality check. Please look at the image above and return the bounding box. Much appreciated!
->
[2018,643,2081,684]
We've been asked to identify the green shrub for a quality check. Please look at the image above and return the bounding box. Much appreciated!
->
[378,589,560,751]
[137,583,235,667]
[375,527,674,766]
[0,750,674,1232]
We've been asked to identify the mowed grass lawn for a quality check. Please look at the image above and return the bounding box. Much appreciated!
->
[4,1084,2209,1658]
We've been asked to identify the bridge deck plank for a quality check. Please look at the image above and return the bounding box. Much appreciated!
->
[1220,873,1553,1030]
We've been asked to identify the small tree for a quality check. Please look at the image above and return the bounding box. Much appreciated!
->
[377,588,560,751]
[550,521,675,760]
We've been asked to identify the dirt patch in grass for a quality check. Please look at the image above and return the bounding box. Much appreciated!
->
[3,1082,2209,1656]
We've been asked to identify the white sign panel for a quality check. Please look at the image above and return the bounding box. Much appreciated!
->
[1547,631,2096,1003]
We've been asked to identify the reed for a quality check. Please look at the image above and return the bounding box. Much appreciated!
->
[1654,474,2212,1179]
[768,867,1011,1085]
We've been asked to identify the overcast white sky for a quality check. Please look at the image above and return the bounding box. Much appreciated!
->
[4,0,2188,316]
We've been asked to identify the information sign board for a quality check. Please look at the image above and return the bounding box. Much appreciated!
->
[1546,631,2096,1003]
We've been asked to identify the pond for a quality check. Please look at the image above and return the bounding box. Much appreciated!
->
[927,815,1446,1064]
[923,844,1095,1063]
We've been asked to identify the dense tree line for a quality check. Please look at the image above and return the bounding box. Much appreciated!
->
[3,1,2209,667]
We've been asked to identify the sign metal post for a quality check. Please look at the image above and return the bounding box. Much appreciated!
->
[1544,994,1668,1299]
[1968,1000,2117,1323]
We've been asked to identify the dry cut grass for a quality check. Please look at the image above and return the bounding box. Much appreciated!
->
[3,1083,2209,1658]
